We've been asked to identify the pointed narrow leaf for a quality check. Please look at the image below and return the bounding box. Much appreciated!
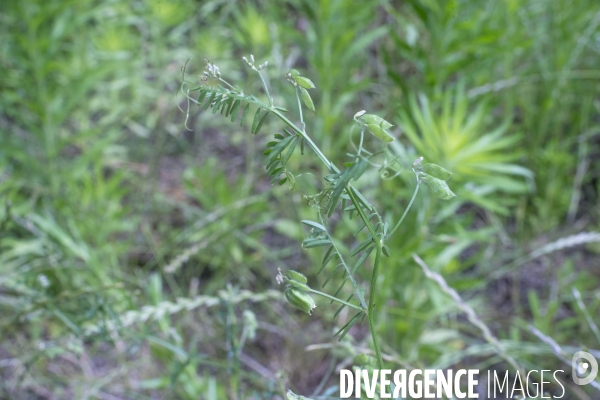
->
[253,110,269,134]
[350,236,374,257]
[251,107,262,134]
[334,311,363,341]
[281,136,298,166]
[224,96,234,116]
[265,135,295,165]
[352,245,374,273]
[240,103,250,127]
[278,177,288,186]
[301,220,327,232]
[197,89,208,105]
[219,97,229,114]
[267,163,283,177]
[266,156,280,170]
[326,170,354,217]
[211,95,224,114]
[203,91,216,110]
[332,278,348,301]
[353,213,376,236]
[230,100,240,122]
[322,263,343,287]
[302,239,332,249]
[319,246,335,274]
[350,187,374,212]
[298,87,315,111]
[333,294,355,318]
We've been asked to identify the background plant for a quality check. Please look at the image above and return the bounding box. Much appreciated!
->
[181,53,460,382]
[1,0,599,398]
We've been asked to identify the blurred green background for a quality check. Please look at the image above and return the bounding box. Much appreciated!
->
[1,0,599,398]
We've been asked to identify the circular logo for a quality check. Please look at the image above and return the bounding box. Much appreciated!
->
[572,351,598,385]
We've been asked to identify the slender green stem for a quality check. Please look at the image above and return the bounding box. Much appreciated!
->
[347,186,379,241]
[219,78,237,91]
[368,245,384,370]
[317,213,368,309]
[256,70,273,107]
[389,181,421,237]
[346,187,384,370]
[309,288,365,312]
[294,86,305,132]
[269,108,338,172]
[357,125,365,161]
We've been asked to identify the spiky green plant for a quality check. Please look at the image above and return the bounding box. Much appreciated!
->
[395,84,533,214]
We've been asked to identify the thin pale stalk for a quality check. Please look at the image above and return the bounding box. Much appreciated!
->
[308,289,365,312]
[294,86,305,132]
[389,181,420,237]
[256,70,273,107]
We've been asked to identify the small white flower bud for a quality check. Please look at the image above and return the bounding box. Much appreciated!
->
[250,54,255,63]
[38,274,50,288]
[412,157,424,168]
[354,110,366,119]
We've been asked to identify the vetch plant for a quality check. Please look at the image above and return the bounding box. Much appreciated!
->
[180,55,455,390]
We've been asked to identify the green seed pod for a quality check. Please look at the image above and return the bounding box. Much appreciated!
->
[285,286,316,315]
[353,353,369,366]
[366,124,394,142]
[360,113,393,130]
[298,86,315,111]
[382,245,390,257]
[420,174,456,200]
[286,280,311,291]
[420,163,452,181]
[294,76,316,89]
[283,270,308,284]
